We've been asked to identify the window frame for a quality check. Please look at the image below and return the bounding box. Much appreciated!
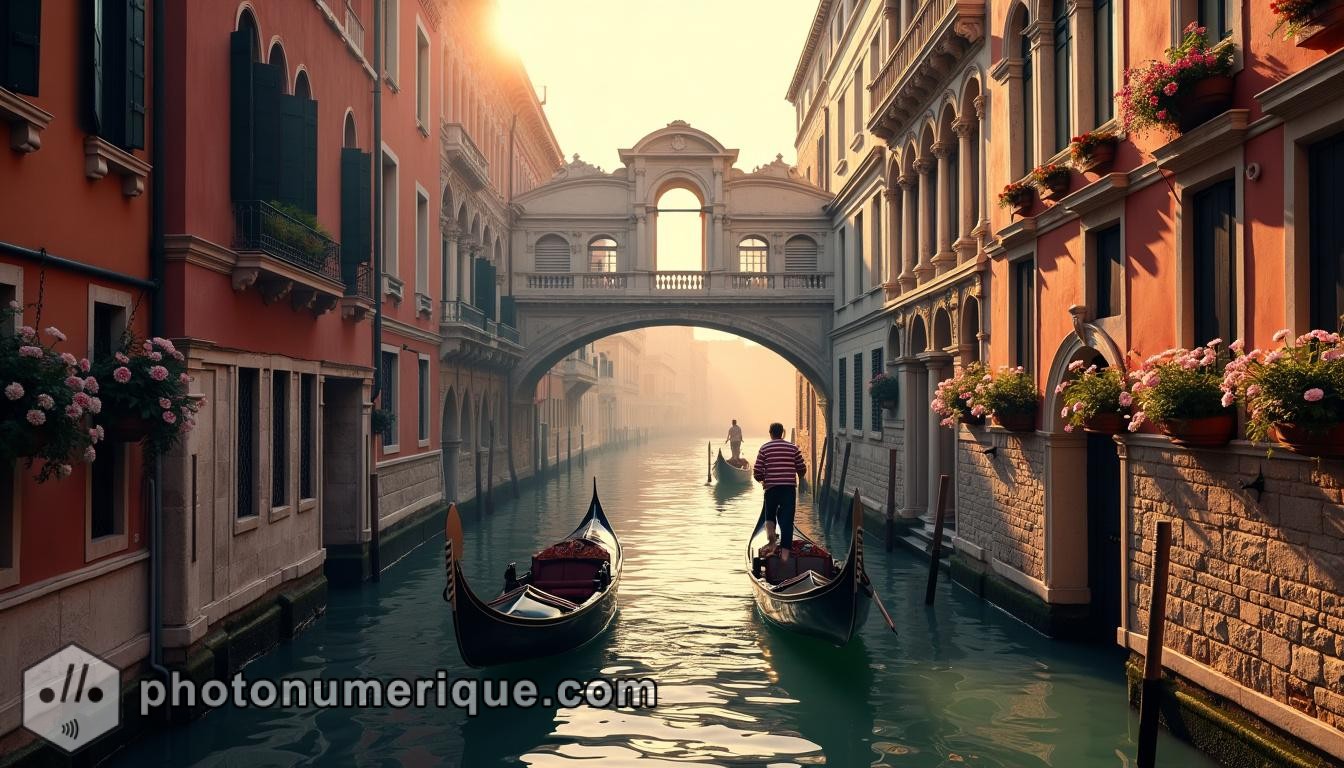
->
[415,183,429,296]
[0,265,21,589]
[417,353,431,447]
[1279,93,1344,336]
[299,372,317,510]
[235,366,261,529]
[384,0,400,86]
[414,19,429,130]
[380,345,401,453]
[1189,177,1238,347]
[1175,154,1244,348]
[269,368,293,519]
[381,144,400,283]
[1011,256,1036,372]
[86,285,131,562]
[588,237,619,273]
[838,356,848,430]
[736,236,769,273]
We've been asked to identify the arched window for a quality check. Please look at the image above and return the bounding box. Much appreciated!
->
[1095,0,1115,124]
[784,235,818,272]
[535,234,570,272]
[737,237,768,272]
[294,70,311,100]
[588,238,618,272]
[268,42,288,92]
[237,10,261,62]
[343,112,357,148]
[1020,15,1034,172]
[1053,0,1072,153]
[654,185,704,271]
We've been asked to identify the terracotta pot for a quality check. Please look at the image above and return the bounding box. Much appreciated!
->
[1038,175,1071,201]
[881,399,899,412]
[992,410,1037,432]
[959,412,985,426]
[1158,413,1235,447]
[1006,187,1035,217]
[1083,411,1128,435]
[1269,422,1344,459]
[102,415,152,443]
[1295,0,1344,48]
[1176,75,1234,133]
[1076,142,1116,173]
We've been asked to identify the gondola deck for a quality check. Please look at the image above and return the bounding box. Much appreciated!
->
[714,448,753,485]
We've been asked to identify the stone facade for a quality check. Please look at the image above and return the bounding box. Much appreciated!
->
[955,427,1045,582]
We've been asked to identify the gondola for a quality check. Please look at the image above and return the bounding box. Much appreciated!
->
[714,448,753,486]
[443,480,621,667]
[746,493,875,646]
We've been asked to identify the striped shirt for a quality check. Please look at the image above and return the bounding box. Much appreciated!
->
[753,439,805,489]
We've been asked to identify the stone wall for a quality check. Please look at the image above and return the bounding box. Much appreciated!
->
[1122,437,1344,736]
[377,452,443,523]
[955,426,1046,582]
[824,416,904,515]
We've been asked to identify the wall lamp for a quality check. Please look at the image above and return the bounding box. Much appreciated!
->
[1240,470,1265,502]
[982,446,998,457]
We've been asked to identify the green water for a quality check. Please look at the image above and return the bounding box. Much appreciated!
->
[109,437,1217,766]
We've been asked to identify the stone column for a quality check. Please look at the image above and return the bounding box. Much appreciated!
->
[883,188,901,292]
[898,174,918,291]
[914,156,936,283]
[974,95,990,257]
[932,141,956,275]
[464,241,481,304]
[441,439,461,502]
[444,232,459,306]
[882,0,900,57]
[1029,21,1055,170]
[635,211,648,271]
[953,119,977,264]
[894,356,925,518]
[1070,0,1095,142]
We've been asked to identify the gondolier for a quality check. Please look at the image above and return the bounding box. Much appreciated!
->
[727,419,744,461]
[753,422,806,561]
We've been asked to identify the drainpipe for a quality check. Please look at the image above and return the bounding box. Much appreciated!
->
[148,0,170,681]
[369,0,383,580]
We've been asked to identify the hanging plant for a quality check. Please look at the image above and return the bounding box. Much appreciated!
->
[90,335,200,460]
[1271,0,1330,38]
[371,407,396,437]
[868,372,900,409]
[931,361,989,427]
[998,181,1034,213]
[980,366,1040,431]
[1030,162,1072,198]
[0,302,100,481]
[1057,362,1132,434]
[1117,23,1235,135]
[1068,130,1120,172]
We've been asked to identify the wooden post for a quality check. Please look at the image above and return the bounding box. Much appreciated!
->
[830,442,852,521]
[485,422,495,515]
[540,424,548,474]
[706,442,712,484]
[816,437,832,511]
[369,471,381,582]
[473,441,482,509]
[924,474,950,605]
[567,429,572,471]
[1138,521,1174,768]
[555,430,560,476]
[506,423,519,499]
[580,429,585,467]
[885,447,898,552]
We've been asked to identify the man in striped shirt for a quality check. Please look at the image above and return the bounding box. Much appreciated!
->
[753,422,806,561]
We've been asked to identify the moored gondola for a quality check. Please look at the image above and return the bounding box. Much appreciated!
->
[714,448,753,486]
[746,492,877,646]
[443,480,621,667]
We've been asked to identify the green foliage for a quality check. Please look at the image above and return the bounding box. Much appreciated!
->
[978,366,1039,417]
[868,372,900,402]
[265,200,331,263]
[931,361,988,427]
[1058,363,1131,430]
[1127,342,1228,430]
[89,335,200,460]
[1222,330,1344,443]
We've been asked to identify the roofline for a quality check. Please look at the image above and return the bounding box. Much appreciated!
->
[786,0,834,102]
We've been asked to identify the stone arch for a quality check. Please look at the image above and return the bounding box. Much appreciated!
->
[342,110,357,148]
[459,388,474,451]
[886,321,902,360]
[908,314,929,354]
[267,40,288,92]
[1042,323,1125,433]
[294,67,311,100]
[961,295,982,364]
[235,5,261,60]
[932,307,953,352]
[441,387,460,502]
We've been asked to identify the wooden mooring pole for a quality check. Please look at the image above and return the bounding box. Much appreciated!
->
[885,447,898,552]
[369,471,381,582]
[1138,520,1174,768]
[567,429,573,472]
[580,429,585,467]
[554,430,561,477]
[816,437,832,511]
[706,442,712,485]
[830,442,852,521]
[924,474,950,605]
[484,422,495,515]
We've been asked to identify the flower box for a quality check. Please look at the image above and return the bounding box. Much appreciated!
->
[1269,422,1344,458]
[103,414,153,443]
[1070,132,1120,173]
[993,410,1037,432]
[1083,412,1128,434]
[1223,328,1342,456]
[999,183,1035,217]
[959,413,985,426]
[1032,164,1072,201]
[1158,414,1235,447]
[1176,74,1234,133]
[1119,23,1235,137]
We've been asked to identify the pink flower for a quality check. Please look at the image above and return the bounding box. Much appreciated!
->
[87,396,101,414]
[79,358,91,372]
[971,404,986,417]
[1273,328,1291,342]
[113,366,132,384]
[65,404,83,419]
[83,446,97,463]
[143,340,153,353]
[178,373,191,384]
[36,393,53,410]
[159,397,172,409]
[1061,407,1070,418]
[172,350,184,361]
[1068,360,1085,372]
[115,352,129,364]
[64,375,85,391]
[26,409,45,426]
[1072,402,1084,413]
[162,411,177,425]
[1304,388,1325,402]
[1156,109,1169,121]
[1266,351,1283,364]
[19,325,34,338]
[92,425,105,441]
[89,427,101,444]
[1220,392,1235,408]
[56,464,72,478]
[1055,383,1066,394]
[1163,82,1179,96]
[1247,385,1261,397]
[1149,95,1160,106]
[959,391,972,400]
[182,418,196,433]
[1118,392,1133,407]
[18,345,43,358]
[83,377,99,394]
[73,392,92,408]
[43,326,66,342]
[60,352,77,367]
[1324,348,1344,362]
[148,351,162,362]
[4,383,23,400]
[1064,424,1074,432]
[1128,411,1147,431]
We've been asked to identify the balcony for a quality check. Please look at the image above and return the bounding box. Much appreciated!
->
[518,271,831,298]
[232,200,345,315]
[340,262,375,321]
[867,0,985,142]
[343,2,365,56]
[561,357,599,398]
[441,121,489,191]
[439,300,521,369]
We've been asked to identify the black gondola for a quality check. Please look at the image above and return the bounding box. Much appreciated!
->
[714,448,753,486]
[746,493,874,646]
[443,481,621,667]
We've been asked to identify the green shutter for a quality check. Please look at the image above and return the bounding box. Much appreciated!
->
[229,30,255,201]
[2,0,41,96]
[85,0,104,133]
[499,296,516,327]
[124,0,145,149]
[302,97,318,215]
[278,94,305,209]
[340,148,372,281]
[251,62,283,203]
[482,262,497,321]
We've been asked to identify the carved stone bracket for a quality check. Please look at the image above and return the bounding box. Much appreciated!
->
[232,267,260,292]
[258,278,294,305]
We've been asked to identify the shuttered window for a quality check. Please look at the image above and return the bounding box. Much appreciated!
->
[785,236,818,271]
[535,235,570,272]
[1192,179,1236,346]
[251,62,284,203]
[1,0,41,96]
[870,348,883,432]
[230,29,257,202]
[499,296,517,327]
[1309,132,1344,333]
[85,0,145,149]
[278,93,318,213]
[838,358,847,429]
[474,258,496,320]
[1013,258,1035,371]
[230,32,315,208]
[852,353,863,431]
[340,148,372,282]
[1094,224,1122,318]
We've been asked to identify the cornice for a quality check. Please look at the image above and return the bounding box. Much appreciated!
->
[787,0,836,100]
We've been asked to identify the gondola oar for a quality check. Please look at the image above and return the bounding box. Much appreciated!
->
[863,574,897,633]
[706,442,712,485]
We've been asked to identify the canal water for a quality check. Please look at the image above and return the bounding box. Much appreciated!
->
[111,437,1216,767]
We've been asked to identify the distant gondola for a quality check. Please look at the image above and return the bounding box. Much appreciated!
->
[746,494,874,646]
[443,481,621,667]
[714,448,753,486]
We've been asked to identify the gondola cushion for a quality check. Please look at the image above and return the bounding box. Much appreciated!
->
[530,558,604,602]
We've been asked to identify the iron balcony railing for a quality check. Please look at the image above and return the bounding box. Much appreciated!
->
[496,323,520,344]
[344,261,373,300]
[234,200,342,282]
[442,299,487,328]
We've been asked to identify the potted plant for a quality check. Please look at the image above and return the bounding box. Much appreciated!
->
[868,372,900,412]
[0,303,100,481]
[1069,130,1120,173]
[91,335,200,459]
[1127,340,1233,446]
[371,407,396,439]
[932,361,988,427]
[265,200,332,265]
[1272,0,1344,43]
[1057,361,1132,434]
[981,366,1039,432]
[1031,163,1072,200]
[1117,23,1235,135]
[1222,329,1344,458]
[998,181,1035,217]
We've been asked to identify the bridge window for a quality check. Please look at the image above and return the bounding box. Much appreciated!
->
[588,238,618,272]
[535,234,570,272]
[785,235,818,272]
[654,186,704,271]
[737,237,768,272]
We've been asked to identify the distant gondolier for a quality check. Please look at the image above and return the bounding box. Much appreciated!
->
[753,422,806,561]
[727,419,743,461]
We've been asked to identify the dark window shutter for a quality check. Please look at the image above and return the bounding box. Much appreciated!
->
[251,62,283,203]
[1309,133,1344,332]
[278,94,306,209]
[124,0,145,149]
[499,296,516,327]
[2,0,41,96]
[1193,180,1236,345]
[229,30,255,201]
[303,97,318,214]
[86,0,104,133]
[340,148,371,281]
[485,262,497,320]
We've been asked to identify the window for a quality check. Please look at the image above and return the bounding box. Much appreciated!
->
[854,211,865,295]
[869,35,880,86]
[381,151,398,277]
[300,373,315,501]
[87,0,146,149]
[1095,0,1115,124]
[1,0,41,96]
[90,298,128,546]
[415,25,429,126]
[852,353,863,431]
[785,235,818,271]
[417,357,430,444]
[837,94,847,159]
[853,64,863,132]
[271,371,289,508]
[1192,179,1236,346]
[838,227,847,300]
[1198,0,1230,41]
[384,0,400,82]
[1309,133,1344,332]
[536,234,569,272]
[416,187,429,293]
[816,135,827,189]
[1093,224,1122,318]
[838,357,847,429]
[589,238,618,272]
[1053,0,1071,154]
[1021,20,1034,172]
[1013,259,1035,370]
[871,195,883,285]
[380,349,398,448]
[237,367,259,519]
[738,237,768,272]
[870,348,884,432]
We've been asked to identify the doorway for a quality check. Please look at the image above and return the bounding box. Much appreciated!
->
[1086,431,1122,640]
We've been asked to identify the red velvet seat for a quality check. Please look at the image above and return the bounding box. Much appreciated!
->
[530,557,604,603]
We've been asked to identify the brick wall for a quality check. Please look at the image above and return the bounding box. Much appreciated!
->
[956,427,1046,581]
[1123,437,1344,732]
[826,416,905,515]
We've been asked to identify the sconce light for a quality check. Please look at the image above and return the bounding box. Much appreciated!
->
[982,445,998,457]
[1240,470,1265,502]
